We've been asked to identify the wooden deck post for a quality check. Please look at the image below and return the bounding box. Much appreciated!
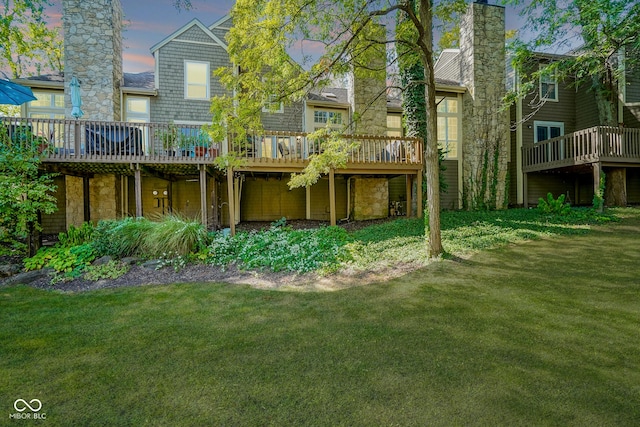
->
[406,175,413,217]
[199,165,208,229]
[83,176,90,222]
[523,172,528,208]
[416,171,423,218]
[329,168,336,226]
[593,162,603,213]
[227,167,235,235]
[134,164,143,217]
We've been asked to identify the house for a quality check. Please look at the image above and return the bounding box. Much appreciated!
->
[12,0,635,236]
[509,52,640,207]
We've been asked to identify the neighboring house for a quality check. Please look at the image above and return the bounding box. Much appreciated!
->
[509,52,640,207]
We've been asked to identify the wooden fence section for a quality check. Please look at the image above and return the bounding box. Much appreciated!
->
[523,126,640,172]
[1,117,423,169]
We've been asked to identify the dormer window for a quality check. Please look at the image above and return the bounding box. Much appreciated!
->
[539,65,558,101]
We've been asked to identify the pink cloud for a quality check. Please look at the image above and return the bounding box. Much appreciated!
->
[123,52,155,72]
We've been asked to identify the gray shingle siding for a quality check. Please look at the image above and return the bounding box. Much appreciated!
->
[211,17,232,42]
[151,34,231,123]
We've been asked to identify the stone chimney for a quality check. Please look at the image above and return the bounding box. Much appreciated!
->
[460,1,510,209]
[63,0,123,121]
[348,22,387,135]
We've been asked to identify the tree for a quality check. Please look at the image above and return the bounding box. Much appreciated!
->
[205,0,446,258]
[0,0,63,79]
[508,0,640,126]
[0,125,58,256]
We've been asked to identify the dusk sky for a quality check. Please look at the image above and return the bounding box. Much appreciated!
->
[43,0,530,75]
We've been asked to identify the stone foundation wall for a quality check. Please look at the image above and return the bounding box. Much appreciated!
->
[351,177,388,220]
[65,176,84,228]
[89,174,121,222]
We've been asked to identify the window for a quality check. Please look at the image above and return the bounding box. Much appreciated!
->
[28,91,64,118]
[539,65,558,101]
[387,114,403,137]
[534,121,564,143]
[262,94,283,113]
[184,61,209,100]
[436,97,459,158]
[313,110,342,125]
[125,97,150,122]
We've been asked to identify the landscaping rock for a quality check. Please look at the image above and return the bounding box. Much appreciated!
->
[93,255,113,266]
[1,268,54,286]
[0,263,22,278]
[142,260,163,270]
[121,257,142,265]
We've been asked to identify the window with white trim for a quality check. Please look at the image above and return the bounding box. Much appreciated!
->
[262,94,284,113]
[184,61,209,100]
[539,65,558,101]
[387,114,402,137]
[125,97,150,122]
[534,121,564,143]
[436,97,459,159]
[313,110,343,125]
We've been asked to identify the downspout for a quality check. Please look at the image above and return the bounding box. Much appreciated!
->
[340,176,352,222]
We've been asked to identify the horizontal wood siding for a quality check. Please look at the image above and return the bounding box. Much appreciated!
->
[627,168,640,204]
[309,177,347,221]
[41,175,67,234]
[526,172,582,206]
[522,79,577,146]
[441,160,459,210]
[241,177,306,221]
[575,84,600,129]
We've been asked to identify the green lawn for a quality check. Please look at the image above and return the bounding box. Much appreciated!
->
[2,209,640,425]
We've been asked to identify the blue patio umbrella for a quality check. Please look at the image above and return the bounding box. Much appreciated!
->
[70,76,84,119]
[0,79,37,105]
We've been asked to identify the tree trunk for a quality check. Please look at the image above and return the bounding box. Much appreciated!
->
[419,0,443,258]
[604,168,627,207]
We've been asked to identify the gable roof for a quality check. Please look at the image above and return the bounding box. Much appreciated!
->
[434,49,462,85]
[150,18,228,54]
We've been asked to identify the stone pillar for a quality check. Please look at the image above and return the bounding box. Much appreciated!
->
[348,23,387,135]
[65,176,85,227]
[63,0,123,121]
[460,2,509,209]
[89,174,122,222]
[351,177,388,220]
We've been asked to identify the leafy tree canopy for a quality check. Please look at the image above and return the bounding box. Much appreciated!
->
[507,0,640,124]
[0,0,62,79]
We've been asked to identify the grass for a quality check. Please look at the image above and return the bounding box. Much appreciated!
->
[1,208,639,425]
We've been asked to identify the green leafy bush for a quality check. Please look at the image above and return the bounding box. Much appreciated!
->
[84,260,130,281]
[24,243,96,279]
[207,223,351,273]
[58,222,95,247]
[538,193,571,215]
[92,217,155,258]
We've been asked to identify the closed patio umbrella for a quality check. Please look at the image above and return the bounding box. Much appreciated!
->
[70,76,83,119]
[0,79,37,105]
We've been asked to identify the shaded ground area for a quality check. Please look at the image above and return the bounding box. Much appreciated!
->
[2,217,411,293]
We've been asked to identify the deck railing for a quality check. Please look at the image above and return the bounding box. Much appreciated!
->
[522,126,640,172]
[0,117,423,167]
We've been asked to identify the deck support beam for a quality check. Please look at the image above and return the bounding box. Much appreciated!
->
[406,175,413,218]
[227,167,235,236]
[593,162,603,213]
[199,165,208,229]
[134,164,143,217]
[523,172,528,208]
[329,169,336,226]
[83,176,90,222]
[416,172,423,218]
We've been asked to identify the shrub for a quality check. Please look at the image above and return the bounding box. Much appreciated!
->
[92,217,154,258]
[142,214,208,258]
[58,222,95,247]
[538,193,571,215]
[207,224,351,273]
[84,260,130,281]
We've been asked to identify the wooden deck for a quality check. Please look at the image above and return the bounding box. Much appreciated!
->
[523,126,640,173]
[0,117,423,176]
